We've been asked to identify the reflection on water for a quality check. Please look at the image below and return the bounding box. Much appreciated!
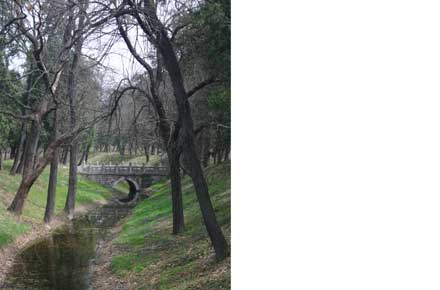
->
[2,204,130,290]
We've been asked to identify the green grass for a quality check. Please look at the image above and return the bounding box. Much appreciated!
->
[111,162,231,290]
[0,159,114,247]
[88,152,161,166]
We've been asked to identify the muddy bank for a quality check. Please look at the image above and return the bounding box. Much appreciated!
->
[90,222,132,290]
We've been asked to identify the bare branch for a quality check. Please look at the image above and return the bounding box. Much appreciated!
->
[187,77,218,98]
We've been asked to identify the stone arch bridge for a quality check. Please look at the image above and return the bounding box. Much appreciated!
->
[79,163,169,195]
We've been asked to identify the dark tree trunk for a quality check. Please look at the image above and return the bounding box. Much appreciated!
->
[8,175,36,215]
[22,121,40,177]
[0,149,3,170]
[8,138,62,216]
[45,149,58,223]
[144,146,150,163]
[202,130,211,168]
[65,142,78,218]
[77,149,85,166]
[64,0,87,217]
[152,14,229,260]
[8,0,75,216]
[12,59,33,175]
[64,39,82,218]
[117,16,185,235]
[77,144,90,166]
[33,144,41,169]
[10,146,16,160]
[85,147,89,163]
[62,147,69,165]
[223,144,230,162]
[168,126,184,234]
[15,143,26,175]
[10,148,20,172]
[45,110,59,223]
[8,116,42,214]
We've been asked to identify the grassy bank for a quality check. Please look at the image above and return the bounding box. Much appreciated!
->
[88,152,161,166]
[0,160,113,247]
[110,162,231,290]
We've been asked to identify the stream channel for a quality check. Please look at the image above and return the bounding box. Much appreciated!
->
[2,200,131,290]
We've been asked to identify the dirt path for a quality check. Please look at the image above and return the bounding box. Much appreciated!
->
[91,220,133,290]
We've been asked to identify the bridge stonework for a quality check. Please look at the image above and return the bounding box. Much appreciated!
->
[78,163,169,191]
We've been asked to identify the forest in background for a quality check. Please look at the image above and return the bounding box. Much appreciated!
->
[0,0,230,261]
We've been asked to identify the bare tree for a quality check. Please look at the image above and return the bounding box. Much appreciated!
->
[107,0,229,260]
[2,0,100,216]
[65,0,89,218]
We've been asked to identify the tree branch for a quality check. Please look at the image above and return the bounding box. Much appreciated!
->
[187,77,218,98]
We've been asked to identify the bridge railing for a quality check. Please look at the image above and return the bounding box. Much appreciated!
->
[78,163,169,175]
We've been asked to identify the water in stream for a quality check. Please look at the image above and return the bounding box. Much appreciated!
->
[2,203,131,290]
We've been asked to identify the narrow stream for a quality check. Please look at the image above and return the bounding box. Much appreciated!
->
[2,202,131,290]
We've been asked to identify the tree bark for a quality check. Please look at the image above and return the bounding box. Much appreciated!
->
[77,143,91,166]
[117,15,185,234]
[8,0,76,216]
[15,143,26,175]
[149,10,229,259]
[144,146,150,163]
[64,0,87,218]
[202,129,211,168]
[8,135,65,216]
[45,110,58,223]
[10,124,26,175]
[33,143,41,168]
[168,124,184,234]
[65,141,78,218]
[61,147,69,165]
[223,144,230,162]
[22,120,41,177]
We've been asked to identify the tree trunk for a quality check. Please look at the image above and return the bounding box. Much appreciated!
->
[45,110,58,223]
[15,143,26,175]
[202,130,211,168]
[65,142,78,218]
[168,128,184,234]
[78,144,90,166]
[181,142,229,259]
[12,58,33,175]
[77,149,85,166]
[10,145,16,160]
[62,147,69,165]
[22,121,40,177]
[223,144,230,162]
[8,117,42,214]
[117,15,185,235]
[85,146,89,163]
[152,15,229,260]
[8,138,61,216]
[65,62,79,218]
[33,144,41,168]
[0,149,3,170]
[144,146,150,163]
[64,0,87,218]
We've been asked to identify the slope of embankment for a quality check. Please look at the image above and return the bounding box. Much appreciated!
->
[93,162,231,290]
[0,160,114,282]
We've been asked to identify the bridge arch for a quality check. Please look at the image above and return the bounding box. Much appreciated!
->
[112,177,140,203]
